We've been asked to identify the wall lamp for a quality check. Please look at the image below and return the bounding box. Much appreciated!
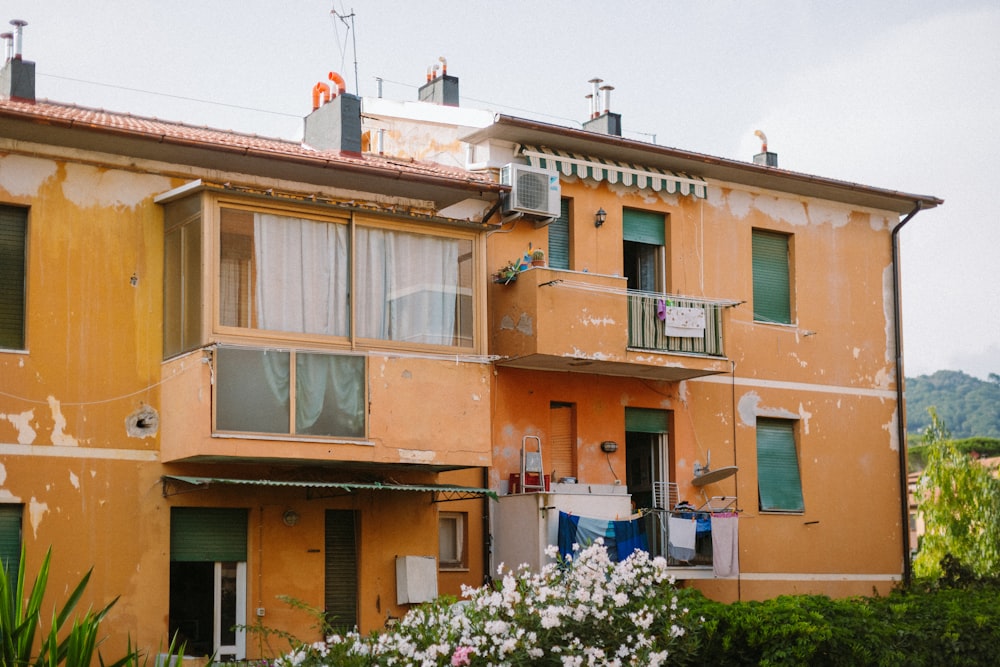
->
[594,208,607,227]
[600,440,618,453]
[282,509,300,527]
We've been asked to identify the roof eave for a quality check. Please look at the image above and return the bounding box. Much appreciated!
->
[0,107,503,208]
[463,115,943,215]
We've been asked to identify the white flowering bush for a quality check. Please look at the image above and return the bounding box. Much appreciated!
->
[278,540,694,666]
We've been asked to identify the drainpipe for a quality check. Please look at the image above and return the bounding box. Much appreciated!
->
[891,201,923,588]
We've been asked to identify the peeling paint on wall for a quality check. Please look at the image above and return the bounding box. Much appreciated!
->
[28,497,49,537]
[884,411,900,452]
[737,391,761,426]
[61,163,171,209]
[47,397,79,447]
[0,464,21,501]
[0,154,59,197]
[500,314,515,331]
[2,410,36,444]
[798,404,813,434]
[515,313,533,335]
[881,264,897,373]
[397,448,436,463]
[69,470,80,490]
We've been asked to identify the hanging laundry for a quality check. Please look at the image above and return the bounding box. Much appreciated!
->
[668,515,697,561]
[710,512,740,577]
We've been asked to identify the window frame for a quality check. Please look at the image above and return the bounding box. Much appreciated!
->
[210,197,483,354]
[438,511,468,571]
[756,418,805,513]
[212,344,368,441]
[0,205,28,351]
[751,229,793,325]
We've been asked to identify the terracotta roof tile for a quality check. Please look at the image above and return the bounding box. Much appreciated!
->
[0,97,499,188]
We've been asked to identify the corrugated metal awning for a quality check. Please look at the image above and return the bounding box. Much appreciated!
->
[160,475,497,502]
[520,145,708,199]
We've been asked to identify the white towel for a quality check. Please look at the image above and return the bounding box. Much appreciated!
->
[711,513,739,577]
[668,516,697,561]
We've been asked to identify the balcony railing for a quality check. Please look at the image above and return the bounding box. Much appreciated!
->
[627,292,725,357]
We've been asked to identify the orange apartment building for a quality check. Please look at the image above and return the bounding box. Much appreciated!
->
[0,44,502,659]
[364,71,942,602]
[1,35,942,661]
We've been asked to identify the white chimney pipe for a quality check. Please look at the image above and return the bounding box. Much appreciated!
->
[588,78,603,118]
[600,84,614,114]
[1,33,12,62]
[9,19,26,60]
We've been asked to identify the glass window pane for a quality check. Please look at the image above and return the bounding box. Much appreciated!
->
[355,228,472,347]
[215,347,290,434]
[295,352,365,438]
[220,209,350,338]
[757,419,804,511]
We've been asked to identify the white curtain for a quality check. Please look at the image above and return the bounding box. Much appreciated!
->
[253,214,358,434]
[354,227,459,345]
[254,213,349,336]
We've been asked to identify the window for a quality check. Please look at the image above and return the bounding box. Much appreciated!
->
[756,418,804,512]
[752,230,792,324]
[217,207,475,348]
[550,402,576,481]
[214,346,365,438]
[325,510,359,631]
[163,196,203,358]
[169,507,248,660]
[0,504,22,576]
[547,199,571,270]
[0,205,27,350]
[438,512,467,570]
[623,208,666,293]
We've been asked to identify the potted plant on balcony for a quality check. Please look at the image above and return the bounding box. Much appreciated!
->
[494,260,521,285]
[531,248,546,267]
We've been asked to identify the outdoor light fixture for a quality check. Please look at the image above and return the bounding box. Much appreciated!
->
[282,509,300,527]
[594,208,607,227]
[600,440,618,453]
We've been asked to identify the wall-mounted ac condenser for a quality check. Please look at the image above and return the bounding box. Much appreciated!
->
[500,163,560,218]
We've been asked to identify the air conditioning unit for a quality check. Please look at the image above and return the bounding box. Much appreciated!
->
[500,163,560,219]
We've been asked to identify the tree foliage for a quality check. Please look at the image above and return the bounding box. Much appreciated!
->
[911,409,1000,579]
[906,370,1000,438]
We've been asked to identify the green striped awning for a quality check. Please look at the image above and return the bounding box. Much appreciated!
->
[160,475,497,502]
[520,145,708,199]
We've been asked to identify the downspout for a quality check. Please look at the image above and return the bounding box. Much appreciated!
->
[891,201,923,588]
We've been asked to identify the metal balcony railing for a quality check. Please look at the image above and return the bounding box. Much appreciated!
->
[627,292,725,357]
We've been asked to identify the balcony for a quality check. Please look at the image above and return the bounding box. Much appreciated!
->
[159,344,493,468]
[491,268,732,381]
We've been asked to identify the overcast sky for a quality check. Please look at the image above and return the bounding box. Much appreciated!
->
[6,0,998,380]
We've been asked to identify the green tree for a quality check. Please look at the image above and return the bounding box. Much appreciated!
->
[912,408,1000,578]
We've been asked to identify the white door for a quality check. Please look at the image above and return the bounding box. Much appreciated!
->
[213,561,246,661]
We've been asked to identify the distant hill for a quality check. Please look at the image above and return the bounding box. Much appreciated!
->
[905,370,1000,439]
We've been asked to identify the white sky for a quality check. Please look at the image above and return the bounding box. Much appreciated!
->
[6,0,999,379]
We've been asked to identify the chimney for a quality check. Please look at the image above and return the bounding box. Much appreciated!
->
[303,71,362,154]
[582,78,621,136]
[418,56,459,106]
[753,130,778,167]
[1,20,35,102]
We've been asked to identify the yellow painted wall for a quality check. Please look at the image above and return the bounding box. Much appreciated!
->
[0,146,493,658]
[487,172,905,595]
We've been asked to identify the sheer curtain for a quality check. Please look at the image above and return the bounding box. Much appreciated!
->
[354,227,459,345]
[254,214,360,435]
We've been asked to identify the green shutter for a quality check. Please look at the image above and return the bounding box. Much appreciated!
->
[0,505,22,575]
[547,199,570,270]
[623,209,665,246]
[756,419,804,512]
[625,407,669,434]
[752,230,791,324]
[170,508,248,561]
[0,206,27,350]
[324,510,358,630]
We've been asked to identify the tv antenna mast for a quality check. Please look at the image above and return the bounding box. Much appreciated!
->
[331,5,359,95]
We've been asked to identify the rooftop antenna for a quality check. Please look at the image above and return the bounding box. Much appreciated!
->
[331,5,359,95]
